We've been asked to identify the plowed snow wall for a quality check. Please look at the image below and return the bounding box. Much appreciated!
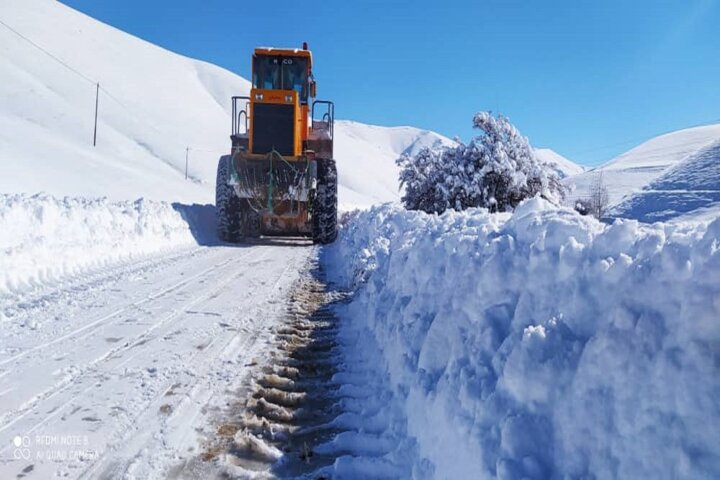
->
[0,194,205,296]
[325,199,720,479]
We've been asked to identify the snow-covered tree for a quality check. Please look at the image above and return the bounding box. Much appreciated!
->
[397,112,566,214]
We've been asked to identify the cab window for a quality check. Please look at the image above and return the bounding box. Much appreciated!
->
[281,57,308,101]
[253,55,309,103]
[252,56,281,90]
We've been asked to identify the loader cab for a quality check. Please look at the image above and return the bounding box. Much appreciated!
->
[231,45,330,158]
[243,47,316,157]
[252,51,312,104]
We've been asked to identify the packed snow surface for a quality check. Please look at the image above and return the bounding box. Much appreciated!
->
[0,236,308,479]
[325,199,720,479]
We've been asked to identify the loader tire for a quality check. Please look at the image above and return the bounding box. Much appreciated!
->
[216,155,241,242]
[312,158,338,245]
[238,199,261,240]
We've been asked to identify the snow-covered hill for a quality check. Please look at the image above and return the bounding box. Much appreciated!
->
[565,124,720,219]
[0,0,451,208]
[611,138,720,222]
[334,120,455,207]
[534,148,584,179]
[0,0,247,203]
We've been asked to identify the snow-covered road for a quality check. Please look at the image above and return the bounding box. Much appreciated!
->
[0,242,311,479]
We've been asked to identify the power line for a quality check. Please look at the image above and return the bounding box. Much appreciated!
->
[0,18,97,85]
[0,17,137,118]
[0,16,229,171]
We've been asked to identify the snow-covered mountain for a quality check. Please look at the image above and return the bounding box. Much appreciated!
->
[0,0,451,208]
[334,120,455,207]
[565,124,720,220]
[0,0,245,203]
[534,148,585,179]
[612,138,720,222]
[10,0,716,223]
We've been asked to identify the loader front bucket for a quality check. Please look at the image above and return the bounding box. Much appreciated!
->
[232,150,313,213]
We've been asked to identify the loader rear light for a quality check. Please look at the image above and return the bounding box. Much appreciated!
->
[255,93,264,101]
[285,95,293,103]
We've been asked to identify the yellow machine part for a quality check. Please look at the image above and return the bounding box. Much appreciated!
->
[248,89,307,158]
[249,47,314,158]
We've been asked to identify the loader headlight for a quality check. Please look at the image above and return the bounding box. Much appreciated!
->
[284,95,293,103]
[255,93,264,101]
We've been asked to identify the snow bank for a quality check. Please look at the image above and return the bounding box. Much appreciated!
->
[0,193,208,295]
[325,200,720,479]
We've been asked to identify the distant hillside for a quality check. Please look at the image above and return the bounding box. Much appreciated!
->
[534,148,585,179]
[334,120,455,208]
[611,139,720,222]
[566,123,720,204]
[0,0,452,208]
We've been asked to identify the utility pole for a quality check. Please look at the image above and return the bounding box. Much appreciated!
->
[93,82,99,147]
[185,147,190,180]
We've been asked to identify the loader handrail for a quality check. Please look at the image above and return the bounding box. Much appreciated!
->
[311,100,334,140]
[232,96,251,136]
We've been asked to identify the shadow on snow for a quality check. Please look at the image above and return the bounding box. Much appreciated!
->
[171,203,313,248]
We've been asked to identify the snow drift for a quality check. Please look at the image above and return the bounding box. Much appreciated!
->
[0,193,209,296]
[325,201,720,479]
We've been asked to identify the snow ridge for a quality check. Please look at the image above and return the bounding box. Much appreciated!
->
[534,148,584,179]
[0,193,211,297]
[325,200,720,479]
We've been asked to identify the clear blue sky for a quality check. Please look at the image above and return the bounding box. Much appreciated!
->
[60,0,720,166]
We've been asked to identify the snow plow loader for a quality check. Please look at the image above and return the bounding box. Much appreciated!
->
[216,43,338,244]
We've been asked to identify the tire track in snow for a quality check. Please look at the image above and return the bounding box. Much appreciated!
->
[1,245,207,326]
[0,246,268,448]
[86,246,307,479]
[0,249,241,369]
[0,242,312,479]
[193,258,411,479]
[190,258,407,478]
